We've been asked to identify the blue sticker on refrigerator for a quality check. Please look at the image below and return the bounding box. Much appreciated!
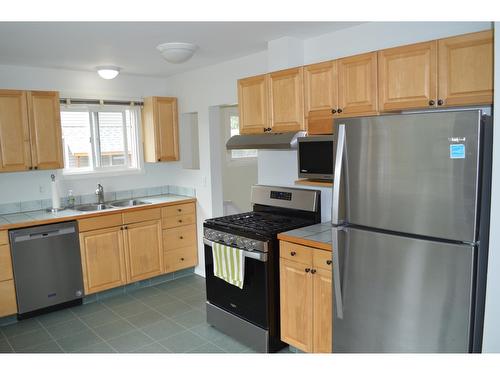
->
[450,144,466,159]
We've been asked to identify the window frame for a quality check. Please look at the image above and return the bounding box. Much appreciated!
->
[60,104,144,178]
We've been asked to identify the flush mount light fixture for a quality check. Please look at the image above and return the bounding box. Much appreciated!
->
[96,66,121,80]
[156,42,198,64]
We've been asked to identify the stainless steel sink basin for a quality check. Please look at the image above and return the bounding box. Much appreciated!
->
[75,203,113,212]
[109,199,152,208]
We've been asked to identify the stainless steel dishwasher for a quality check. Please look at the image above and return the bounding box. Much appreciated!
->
[9,221,84,318]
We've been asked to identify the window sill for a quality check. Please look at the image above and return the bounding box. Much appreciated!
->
[60,168,144,180]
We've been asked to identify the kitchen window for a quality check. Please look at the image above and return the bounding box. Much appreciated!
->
[223,107,258,160]
[60,105,141,175]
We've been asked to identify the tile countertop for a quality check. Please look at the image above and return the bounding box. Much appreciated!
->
[0,194,195,231]
[277,223,332,251]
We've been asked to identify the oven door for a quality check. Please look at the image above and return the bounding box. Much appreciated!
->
[204,238,269,329]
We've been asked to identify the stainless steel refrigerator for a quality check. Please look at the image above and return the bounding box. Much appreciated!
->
[331,110,492,353]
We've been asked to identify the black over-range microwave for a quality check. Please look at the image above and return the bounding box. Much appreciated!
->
[297,136,334,180]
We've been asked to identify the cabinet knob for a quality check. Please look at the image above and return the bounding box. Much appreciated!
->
[120,226,123,230]
[290,251,296,256]
[337,109,343,114]
[34,166,38,170]
[124,226,128,230]
[326,260,332,265]
[311,269,317,274]
[157,158,161,162]
[180,257,185,261]
[177,208,182,212]
[437,99,444,106]
[429,100,435,106]
[267,127,272,132]
[180,236,184,240]
[178,219,183,223]
[263,127,268,132]
[305,268,311,273]
[29,166,33,170]
[331,109,337,114]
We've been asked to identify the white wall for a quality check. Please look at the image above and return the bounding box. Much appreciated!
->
[482,22,500,353]
[0,64,176,204]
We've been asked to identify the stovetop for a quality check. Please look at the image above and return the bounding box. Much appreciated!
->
[204,211,314,239]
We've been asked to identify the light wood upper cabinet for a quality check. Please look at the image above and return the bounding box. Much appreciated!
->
[337,52,378,116]
[304,61,337,135]
[269,67,305,133]
[280,257,313,353]
[438,30,493,107]
[27,91,64,170]
[378,41,438,111]
[238,74,270,134]
[124,219,163,283]
[0,90,32,172]
[313,267,332,353]
[143,96,179,162]
[79,226,127,295]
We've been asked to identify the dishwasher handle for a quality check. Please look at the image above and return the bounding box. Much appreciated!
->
[11,226,76,243]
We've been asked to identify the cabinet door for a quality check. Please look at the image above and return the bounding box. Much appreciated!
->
[280,258,313,352]
[0,244,13,281]
[438,30,493,107]
[79,227,127,295]
[143,97,179,162]
[124,220,163,283]
[338,52,378,116]
[313,267,332,353]
[0,90,32,172]
[238,74,270,134]
[378,41,437,111]
[27,91,64,170]
[0,280,17,317]
[269,67,305,133]
[304,61,337,135]
[156,97,179,161]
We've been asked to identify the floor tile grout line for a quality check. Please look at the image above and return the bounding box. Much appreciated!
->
[0,325,15,353]
[33,320,66,353]
[69,308,118,353]
[125,291,227,353]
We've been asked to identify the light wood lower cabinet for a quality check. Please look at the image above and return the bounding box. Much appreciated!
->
[0,280,17,317]
[124,220,163,283]
[0,233,17,317]
[79,226,127,295]
[279,240,332,353]
[280,258,314,352]
[78,202,198,295]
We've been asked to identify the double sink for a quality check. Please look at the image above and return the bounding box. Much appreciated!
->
[75,199,152,212]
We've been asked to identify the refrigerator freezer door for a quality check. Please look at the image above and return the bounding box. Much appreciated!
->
[332,227,474,353]
[337,111,481,243]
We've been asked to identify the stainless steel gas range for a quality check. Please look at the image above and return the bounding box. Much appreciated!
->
[203,185,321,352]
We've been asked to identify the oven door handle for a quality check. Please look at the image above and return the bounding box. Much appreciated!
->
[203,238,268,262]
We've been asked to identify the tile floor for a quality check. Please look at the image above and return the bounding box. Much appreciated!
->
[0,274,292,354]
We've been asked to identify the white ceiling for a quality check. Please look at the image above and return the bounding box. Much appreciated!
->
[0,22,362,77]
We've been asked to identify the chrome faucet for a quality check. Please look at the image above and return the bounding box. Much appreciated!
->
[95,184,105,205]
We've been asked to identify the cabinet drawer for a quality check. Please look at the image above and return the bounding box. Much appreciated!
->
[78,214,123,232]
[0,279,17,317]
[163,225,197,251]
[164,246,198,274]
[313,249,333,271]
[0,244,13,281]
[162,213,196,229]
[123,208,161,224]
[162,202,195,217]
[280,241,313,265]
[0,231,8,246]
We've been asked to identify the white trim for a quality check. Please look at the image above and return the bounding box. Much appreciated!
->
[60,167,145,180]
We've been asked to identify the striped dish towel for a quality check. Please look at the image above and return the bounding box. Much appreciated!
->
[212,242,245,289]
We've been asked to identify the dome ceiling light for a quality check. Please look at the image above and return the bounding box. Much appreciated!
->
[96,66,121,80]
[157,42,198,64]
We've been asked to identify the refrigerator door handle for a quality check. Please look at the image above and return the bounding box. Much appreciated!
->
[332,123,345,225]
[332,228,344,319]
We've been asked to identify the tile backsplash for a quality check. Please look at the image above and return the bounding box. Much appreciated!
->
[0,185,196,215]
